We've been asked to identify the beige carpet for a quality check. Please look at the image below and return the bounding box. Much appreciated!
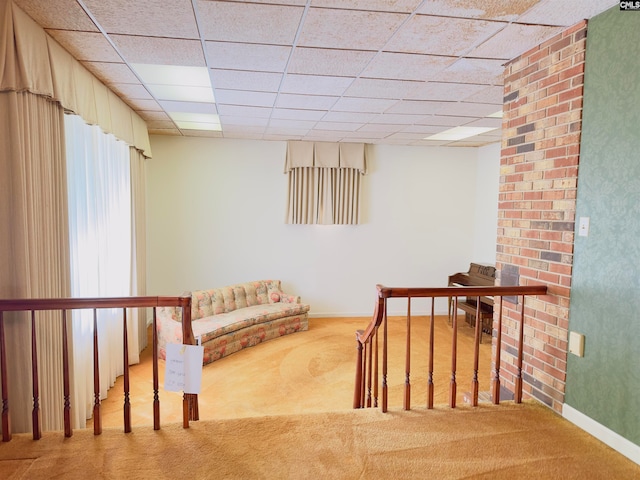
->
[1,317,639,479]
[2,402,640,479]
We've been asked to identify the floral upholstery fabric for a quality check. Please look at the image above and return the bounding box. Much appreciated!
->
[156,280,310,365]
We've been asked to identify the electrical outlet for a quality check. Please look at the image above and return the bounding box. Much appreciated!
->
[569,331,585,357]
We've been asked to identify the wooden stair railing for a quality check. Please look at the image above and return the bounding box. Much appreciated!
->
[354,283,547,412]
[0,295,195,442]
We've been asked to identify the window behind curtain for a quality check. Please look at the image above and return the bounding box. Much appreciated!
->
[64,113,138,424]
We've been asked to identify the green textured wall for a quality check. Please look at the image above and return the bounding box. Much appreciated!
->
[566,8,640,444]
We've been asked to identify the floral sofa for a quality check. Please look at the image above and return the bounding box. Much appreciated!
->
[156,280,310,365]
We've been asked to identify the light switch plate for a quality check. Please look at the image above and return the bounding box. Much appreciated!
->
[578,217,590,237]
[569,331,585,357]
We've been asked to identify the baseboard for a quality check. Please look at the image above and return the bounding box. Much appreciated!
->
[563,403,640,465]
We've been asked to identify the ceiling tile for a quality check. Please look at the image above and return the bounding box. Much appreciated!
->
[217,105,272,118]
[137,111,172,122]
[215,90,277,108]
[82,62,140,85]
[369,113,428,125]
[288,48,375,76]
[280,74,354,96]
[310,0,424,13]
[408,81,488,101]
[344,78,422,99]
[83,0,199,38]
[385,100,450,115]
[127,99,163,111]
[420,115,480,127]
[222,125,267,136]
[356,123,405,133]
[463,117,503,129]
[313,122,363,132]
[158,101,218,115]
[462,85,504,104]
[110,83,153,100]
[268,119,317,129]
[211,70,283,92]
[298,7,408,50]
[111,35,205,66]
[436,102,502,117]
[197,1,304,45]
[360,52,456,81]
[46,30,121,62]
[517,0,618,26]
[331,97,397,113]
[384,15,506,56]
[271,108,327,121]
[470,23,564,60]
[220,115,270,127]
[416,0,539,21]
[321,111,376,123]
[206,42,291,72]
[276,94,338,110]
[431,58,505,85]
[15,0,98,31]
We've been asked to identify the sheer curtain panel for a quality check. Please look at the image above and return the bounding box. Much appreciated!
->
[285,141,367,225]
[65,114,141,426]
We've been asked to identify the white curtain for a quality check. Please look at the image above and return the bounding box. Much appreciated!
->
[65,114,140,425]
[285,141,366,225]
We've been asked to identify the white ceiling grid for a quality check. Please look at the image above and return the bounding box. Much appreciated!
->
[14,0,618,146]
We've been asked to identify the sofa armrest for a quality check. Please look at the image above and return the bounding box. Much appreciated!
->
[157,306,182,323]
[280,294,301,304]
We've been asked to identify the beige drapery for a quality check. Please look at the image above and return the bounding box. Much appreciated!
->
[0,91,72,433]
[285,141,367,224]
[0,0,152,157]
[0,0,151,432]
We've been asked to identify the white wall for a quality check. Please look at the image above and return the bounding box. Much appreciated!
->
[472,143,500,265]
[146,136,499,317]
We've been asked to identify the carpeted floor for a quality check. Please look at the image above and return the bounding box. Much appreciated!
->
[2,402,640,479]
[1,316,639,479]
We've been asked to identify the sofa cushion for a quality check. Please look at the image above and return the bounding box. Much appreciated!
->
[192,302,310,345]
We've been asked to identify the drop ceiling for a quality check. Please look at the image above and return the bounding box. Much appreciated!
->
[15,0,617,147]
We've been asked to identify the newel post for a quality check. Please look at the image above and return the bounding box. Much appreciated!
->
[180,295,199,427]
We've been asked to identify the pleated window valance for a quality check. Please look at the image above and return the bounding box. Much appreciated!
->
[285,141,367,225]
[0,0,152,157]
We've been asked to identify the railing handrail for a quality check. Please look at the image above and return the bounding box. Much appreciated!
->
[357,284,547,344]
[0,295,190,311]
[0,294,196,442]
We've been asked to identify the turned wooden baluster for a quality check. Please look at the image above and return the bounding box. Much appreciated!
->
[0,311,10,442]
[353,331,363,409]
[31,311,41,440]
[153,307,160,429]
[366,337,373,407]
[471,301,482,406]
[427,298,435,409]
[123,308,131,433]
[449,297,458,408]
[93,308,102,435]
[373,327,379,408]
[404,297,411,411]
[515,295,526,403]
[381,300,388,413]
[492,296,504,404]
[62,310,72,437]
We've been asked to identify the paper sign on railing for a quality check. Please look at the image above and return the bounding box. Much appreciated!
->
[164,343,204,394]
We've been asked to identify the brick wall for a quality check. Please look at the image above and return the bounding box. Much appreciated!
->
[496,21,587,413]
